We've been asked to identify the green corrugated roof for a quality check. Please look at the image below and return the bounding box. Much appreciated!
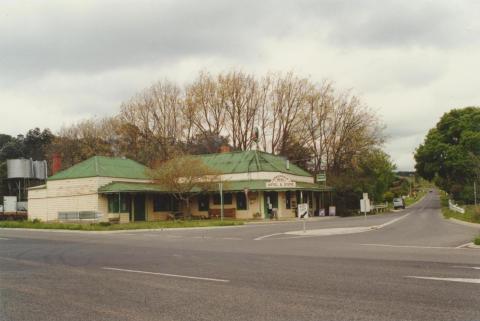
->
[98,180,333,194]
[98,182,169,193]
[193,150,311,177]
[49,156,149,181]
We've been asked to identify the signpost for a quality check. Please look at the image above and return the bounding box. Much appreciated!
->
[360,193,370,219]
[298,203,309,233]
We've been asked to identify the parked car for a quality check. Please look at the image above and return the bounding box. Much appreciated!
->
[393,197,405,210]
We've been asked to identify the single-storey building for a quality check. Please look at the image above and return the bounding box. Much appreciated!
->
[28,150,334,222]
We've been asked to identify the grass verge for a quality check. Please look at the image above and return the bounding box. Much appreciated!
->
[0,219,244,231]
[440,193,480,224]
[404,188,428,207]
[439,193,480,245]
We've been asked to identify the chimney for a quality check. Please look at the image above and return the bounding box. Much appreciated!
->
[52,153,62,175]
[219,145,231,153]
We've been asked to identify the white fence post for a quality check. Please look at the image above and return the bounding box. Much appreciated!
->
[448,199,465,214]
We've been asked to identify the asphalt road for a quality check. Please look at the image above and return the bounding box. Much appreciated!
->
[1,191,480,321]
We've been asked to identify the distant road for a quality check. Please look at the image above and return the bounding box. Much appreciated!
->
[1,191,479,321]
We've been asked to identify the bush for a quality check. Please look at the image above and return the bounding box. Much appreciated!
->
[32,218,41,224]
[475,236,480,246]
[383,192,394,203]
[98,222,111,227]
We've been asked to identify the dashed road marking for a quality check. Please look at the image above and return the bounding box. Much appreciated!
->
[406,276,480,284]
[452,266,480,270]
[102,267,230,283]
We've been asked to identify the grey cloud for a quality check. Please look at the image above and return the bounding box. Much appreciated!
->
[2,0,478,83]
[0,0,280,81]
[296,0,479,49]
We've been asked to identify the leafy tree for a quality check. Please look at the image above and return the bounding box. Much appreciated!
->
[331,149,396,212]
[24,128,54,160]
[415,107,480,202]
[148,155,220,217]
[0,136,25,160]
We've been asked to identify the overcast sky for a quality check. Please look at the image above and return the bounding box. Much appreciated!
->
[1,0,479,170]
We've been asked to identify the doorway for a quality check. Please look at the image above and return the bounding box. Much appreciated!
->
[264,191,278,219]
[133,194,146,221]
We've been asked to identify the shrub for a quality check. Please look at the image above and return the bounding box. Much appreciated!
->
[98,222,111,227]
[32,218,41,224]
[475,236,480,246]
[383,192,394,203]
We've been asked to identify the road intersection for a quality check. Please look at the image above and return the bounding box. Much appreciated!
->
[1,191,479,320]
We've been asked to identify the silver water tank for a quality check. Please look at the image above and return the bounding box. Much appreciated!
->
[7,159,33,179]
[33,160,48,180]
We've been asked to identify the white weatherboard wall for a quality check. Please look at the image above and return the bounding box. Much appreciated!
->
[27,177,150,221]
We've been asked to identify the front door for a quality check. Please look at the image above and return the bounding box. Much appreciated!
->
[264,191,278,218]
[133,194,146,221]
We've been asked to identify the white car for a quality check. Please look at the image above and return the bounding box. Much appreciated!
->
[393,198,405,210]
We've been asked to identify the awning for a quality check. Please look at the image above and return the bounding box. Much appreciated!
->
[98,180,334,194]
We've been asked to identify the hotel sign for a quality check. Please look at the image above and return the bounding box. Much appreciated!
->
[266,175,296,188]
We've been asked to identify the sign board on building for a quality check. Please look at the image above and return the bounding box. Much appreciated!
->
[298,203,309,219]
[266,175,296,188]
[316,172,327,182]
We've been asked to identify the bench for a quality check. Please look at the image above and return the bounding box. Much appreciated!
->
[208,208,236,219]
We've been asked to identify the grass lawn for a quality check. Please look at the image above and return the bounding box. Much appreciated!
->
[0,219,244,231]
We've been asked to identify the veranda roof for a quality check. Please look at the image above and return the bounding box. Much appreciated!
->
[98,180,333,194]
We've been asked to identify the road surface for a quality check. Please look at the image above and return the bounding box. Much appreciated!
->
[1,191,479,321]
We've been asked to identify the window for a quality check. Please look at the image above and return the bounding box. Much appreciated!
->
[213,193,232,205]
[285,191,291,209]
[198,194,209,212]
[153,194,179,212]
[108,194,130,213]
[236,192,247,210]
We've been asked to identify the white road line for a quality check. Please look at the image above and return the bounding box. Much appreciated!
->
[102,267,230,283]
[254,233,283,241]
[221,237,242,240]
[360,243,457,249]
[406,276,480,284]
[0,237,9,240]
[451,266,480,270]
[455,242,473,249]
[271,235,316,240]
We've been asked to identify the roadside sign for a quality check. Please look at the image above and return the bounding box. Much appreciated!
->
[298,203,309,219]
[316,172,326,182]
